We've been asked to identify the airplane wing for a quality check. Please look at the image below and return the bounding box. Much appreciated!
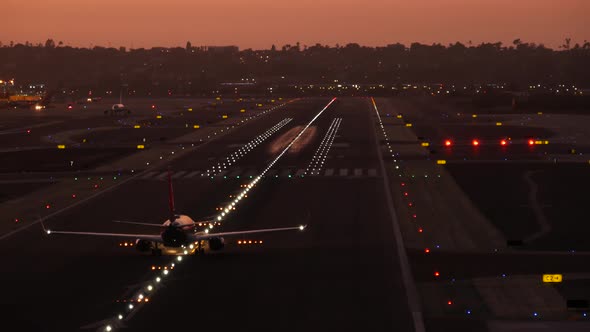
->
[44,227,162,243]
[112,220,165,227]
[193,225,306,240]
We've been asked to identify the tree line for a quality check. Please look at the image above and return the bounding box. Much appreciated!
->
[0,39,588,96]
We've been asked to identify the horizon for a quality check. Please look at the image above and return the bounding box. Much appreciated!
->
[0,39,584,51]
[2,0,588,50]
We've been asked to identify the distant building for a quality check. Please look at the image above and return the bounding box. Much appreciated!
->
[205,46,239,54]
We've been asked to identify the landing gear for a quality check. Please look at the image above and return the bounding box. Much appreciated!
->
[151,244,162,256]
[196,241,205,255]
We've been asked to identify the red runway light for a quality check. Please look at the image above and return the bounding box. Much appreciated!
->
[528,139,535,146]
[500,139,507,146]
[444,140,452,147]
[447,300,453,305]
[472,139,480,146]
[45,204,50,209]
[418,228,423,233]
[424,248,430,253]
[434,271,440,277]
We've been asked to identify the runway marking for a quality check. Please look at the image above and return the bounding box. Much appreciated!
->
[143,167,381,180]
[265,169,278,177]
[170,170,187,179]
[370,97,425,332]
[228,169,243,177]
[243,169,258,178]
[279,169,293,177]
[139,171,159,179]
[185,171,201,178]
[155,172,168,180]
[522,170,552,243]
[215,170,228,177]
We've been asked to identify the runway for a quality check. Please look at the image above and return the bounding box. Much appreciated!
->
[0,97,416,331]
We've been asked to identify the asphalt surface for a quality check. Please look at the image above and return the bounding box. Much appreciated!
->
[3,95,589,332]
[0,97,415,331]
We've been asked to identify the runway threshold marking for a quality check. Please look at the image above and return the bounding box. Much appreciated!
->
[370,97,425,332]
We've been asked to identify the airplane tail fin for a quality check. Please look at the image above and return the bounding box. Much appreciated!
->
[167,168,176,223]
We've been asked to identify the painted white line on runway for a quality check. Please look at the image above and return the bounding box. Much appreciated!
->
[370,97,425,332]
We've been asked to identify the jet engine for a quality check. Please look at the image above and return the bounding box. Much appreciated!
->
[135,239,153,252]
[208,237,225,251]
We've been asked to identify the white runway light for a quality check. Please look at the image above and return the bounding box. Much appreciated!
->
[215,98,337,223]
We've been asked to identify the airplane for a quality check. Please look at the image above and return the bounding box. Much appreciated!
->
[42,170,307,255]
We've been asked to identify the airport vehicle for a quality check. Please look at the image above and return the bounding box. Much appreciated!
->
[105,103,131,115]
[43,170,306,255]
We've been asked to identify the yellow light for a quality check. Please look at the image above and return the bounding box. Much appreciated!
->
[472,114,477,118]
[496,122,502,126]
[542,274,562,283]
[222,115,228,119]
[240,109,246,113]
[193,125,200,129]
[421,142,430,147]
[436,160,447,165]
[405,123,412,127]
[397,115,403,119]
[188,108,193,112]
[156,115,162,119]
[137,145,145,149]
[543,140,549,145]
[134,125,141,129]
[57,144,66,149]
[537,112,543,115]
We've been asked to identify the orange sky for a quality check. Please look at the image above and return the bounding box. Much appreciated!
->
[2,0,588,49]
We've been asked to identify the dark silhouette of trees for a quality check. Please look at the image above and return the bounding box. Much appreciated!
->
[0,40,588,97]
[44,39,56,48]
